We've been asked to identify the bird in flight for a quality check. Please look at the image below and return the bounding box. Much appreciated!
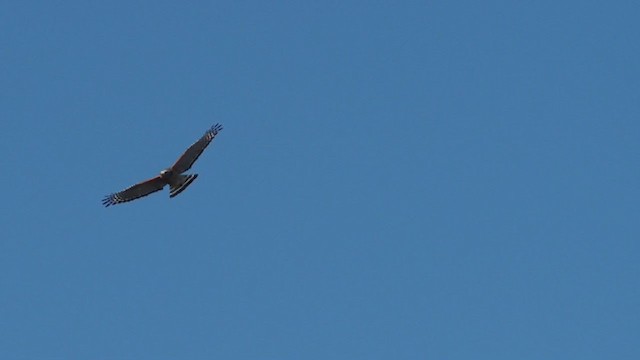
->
[102,123,223,207]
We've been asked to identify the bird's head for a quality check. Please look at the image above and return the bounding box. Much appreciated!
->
[160,169,173,178]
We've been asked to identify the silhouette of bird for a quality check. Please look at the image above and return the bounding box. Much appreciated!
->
[102,123,223,207]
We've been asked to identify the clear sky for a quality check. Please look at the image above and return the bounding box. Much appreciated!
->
[1,1,639,359]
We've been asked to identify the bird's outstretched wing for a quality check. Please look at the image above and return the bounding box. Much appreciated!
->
[102,176,167,207]
[171,123,223,174]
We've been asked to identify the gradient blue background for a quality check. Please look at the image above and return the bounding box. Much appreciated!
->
[2,1,639,358]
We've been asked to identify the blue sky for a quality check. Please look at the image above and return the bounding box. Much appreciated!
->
[1,1,639,358]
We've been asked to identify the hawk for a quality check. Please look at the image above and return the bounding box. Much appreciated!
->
[102,123,223,207]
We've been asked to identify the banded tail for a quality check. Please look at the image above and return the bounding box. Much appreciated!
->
[169,174,198,198]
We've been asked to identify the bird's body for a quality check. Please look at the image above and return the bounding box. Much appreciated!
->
[102,124,223,207]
